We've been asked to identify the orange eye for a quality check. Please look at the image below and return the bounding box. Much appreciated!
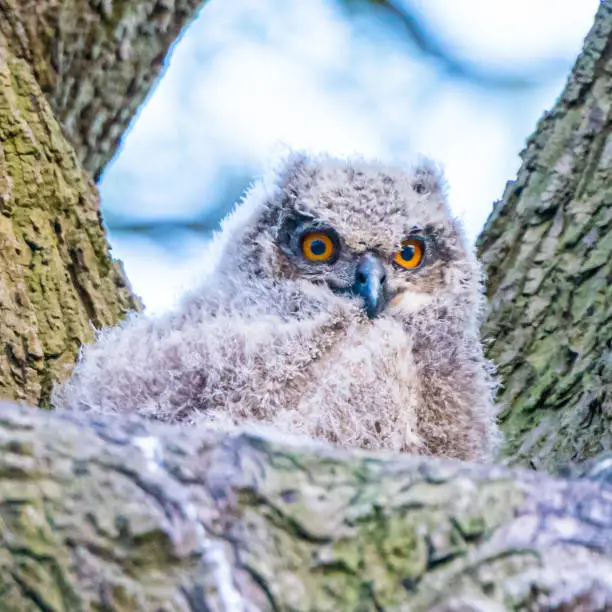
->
[301,232,335,262]
[394,237,424,269]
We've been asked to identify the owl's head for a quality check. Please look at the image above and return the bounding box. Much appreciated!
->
[217,152,483,322]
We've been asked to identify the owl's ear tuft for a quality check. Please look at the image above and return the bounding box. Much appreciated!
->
[411,159,447,197]
[276,151,311,194]
[260,151,313,240]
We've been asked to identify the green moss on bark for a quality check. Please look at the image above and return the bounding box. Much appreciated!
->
[0,38,140,406]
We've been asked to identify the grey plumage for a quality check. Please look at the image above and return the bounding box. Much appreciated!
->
[52,152,501,461]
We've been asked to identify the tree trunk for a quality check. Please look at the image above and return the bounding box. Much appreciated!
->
[0,24,141,406]
[477,1,612,472]
[0,401,610,612]
[0,0,201,406]
[0,0,203,179]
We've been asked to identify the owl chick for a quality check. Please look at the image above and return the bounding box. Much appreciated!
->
[52,152,500,461]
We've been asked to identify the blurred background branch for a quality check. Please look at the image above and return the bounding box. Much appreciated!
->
[343,0,569,89]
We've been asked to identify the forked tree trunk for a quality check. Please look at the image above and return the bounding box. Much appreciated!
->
[477,1,612,472]
[0,0,201,405]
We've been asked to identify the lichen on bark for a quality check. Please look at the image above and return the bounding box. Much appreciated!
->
[0,0,208,407]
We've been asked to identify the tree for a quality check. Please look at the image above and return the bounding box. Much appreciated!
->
[1,0,612,608]
[0,0,201,405]
[477,1,612,472]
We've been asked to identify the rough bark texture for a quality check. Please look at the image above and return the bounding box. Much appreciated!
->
[0,0,203,180]
[0,30,141,406]
[477,1,612,472]
[0,401,611,611]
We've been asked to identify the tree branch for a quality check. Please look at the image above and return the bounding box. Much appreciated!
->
[346,0,570,91]
[0,0,202,179]
[0,402,611,610]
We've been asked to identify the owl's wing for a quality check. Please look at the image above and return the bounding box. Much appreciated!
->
[51,288,354,424]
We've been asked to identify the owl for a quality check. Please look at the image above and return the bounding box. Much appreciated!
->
[52,152,501,462]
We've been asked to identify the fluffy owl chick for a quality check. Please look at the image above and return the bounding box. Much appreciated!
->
[52,152,501,461]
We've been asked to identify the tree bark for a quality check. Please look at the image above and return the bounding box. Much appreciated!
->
[477,1,612,472]
[0,401,610,612]
[0,0,203,179]
[0,29,140,406]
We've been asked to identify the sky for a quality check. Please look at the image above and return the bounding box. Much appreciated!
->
[100,0,601,314]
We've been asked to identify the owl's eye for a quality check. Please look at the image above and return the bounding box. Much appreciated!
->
[394,237,424,269]
[301,232,336,262]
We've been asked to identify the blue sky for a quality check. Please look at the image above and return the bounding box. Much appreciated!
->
[100,0,600,313]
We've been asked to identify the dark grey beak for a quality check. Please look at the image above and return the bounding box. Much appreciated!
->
[353,253,388,319]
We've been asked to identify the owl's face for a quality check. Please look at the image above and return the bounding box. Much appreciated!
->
[225,154,480,321]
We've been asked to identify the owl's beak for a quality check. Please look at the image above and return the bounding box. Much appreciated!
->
[353,253,388,319]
